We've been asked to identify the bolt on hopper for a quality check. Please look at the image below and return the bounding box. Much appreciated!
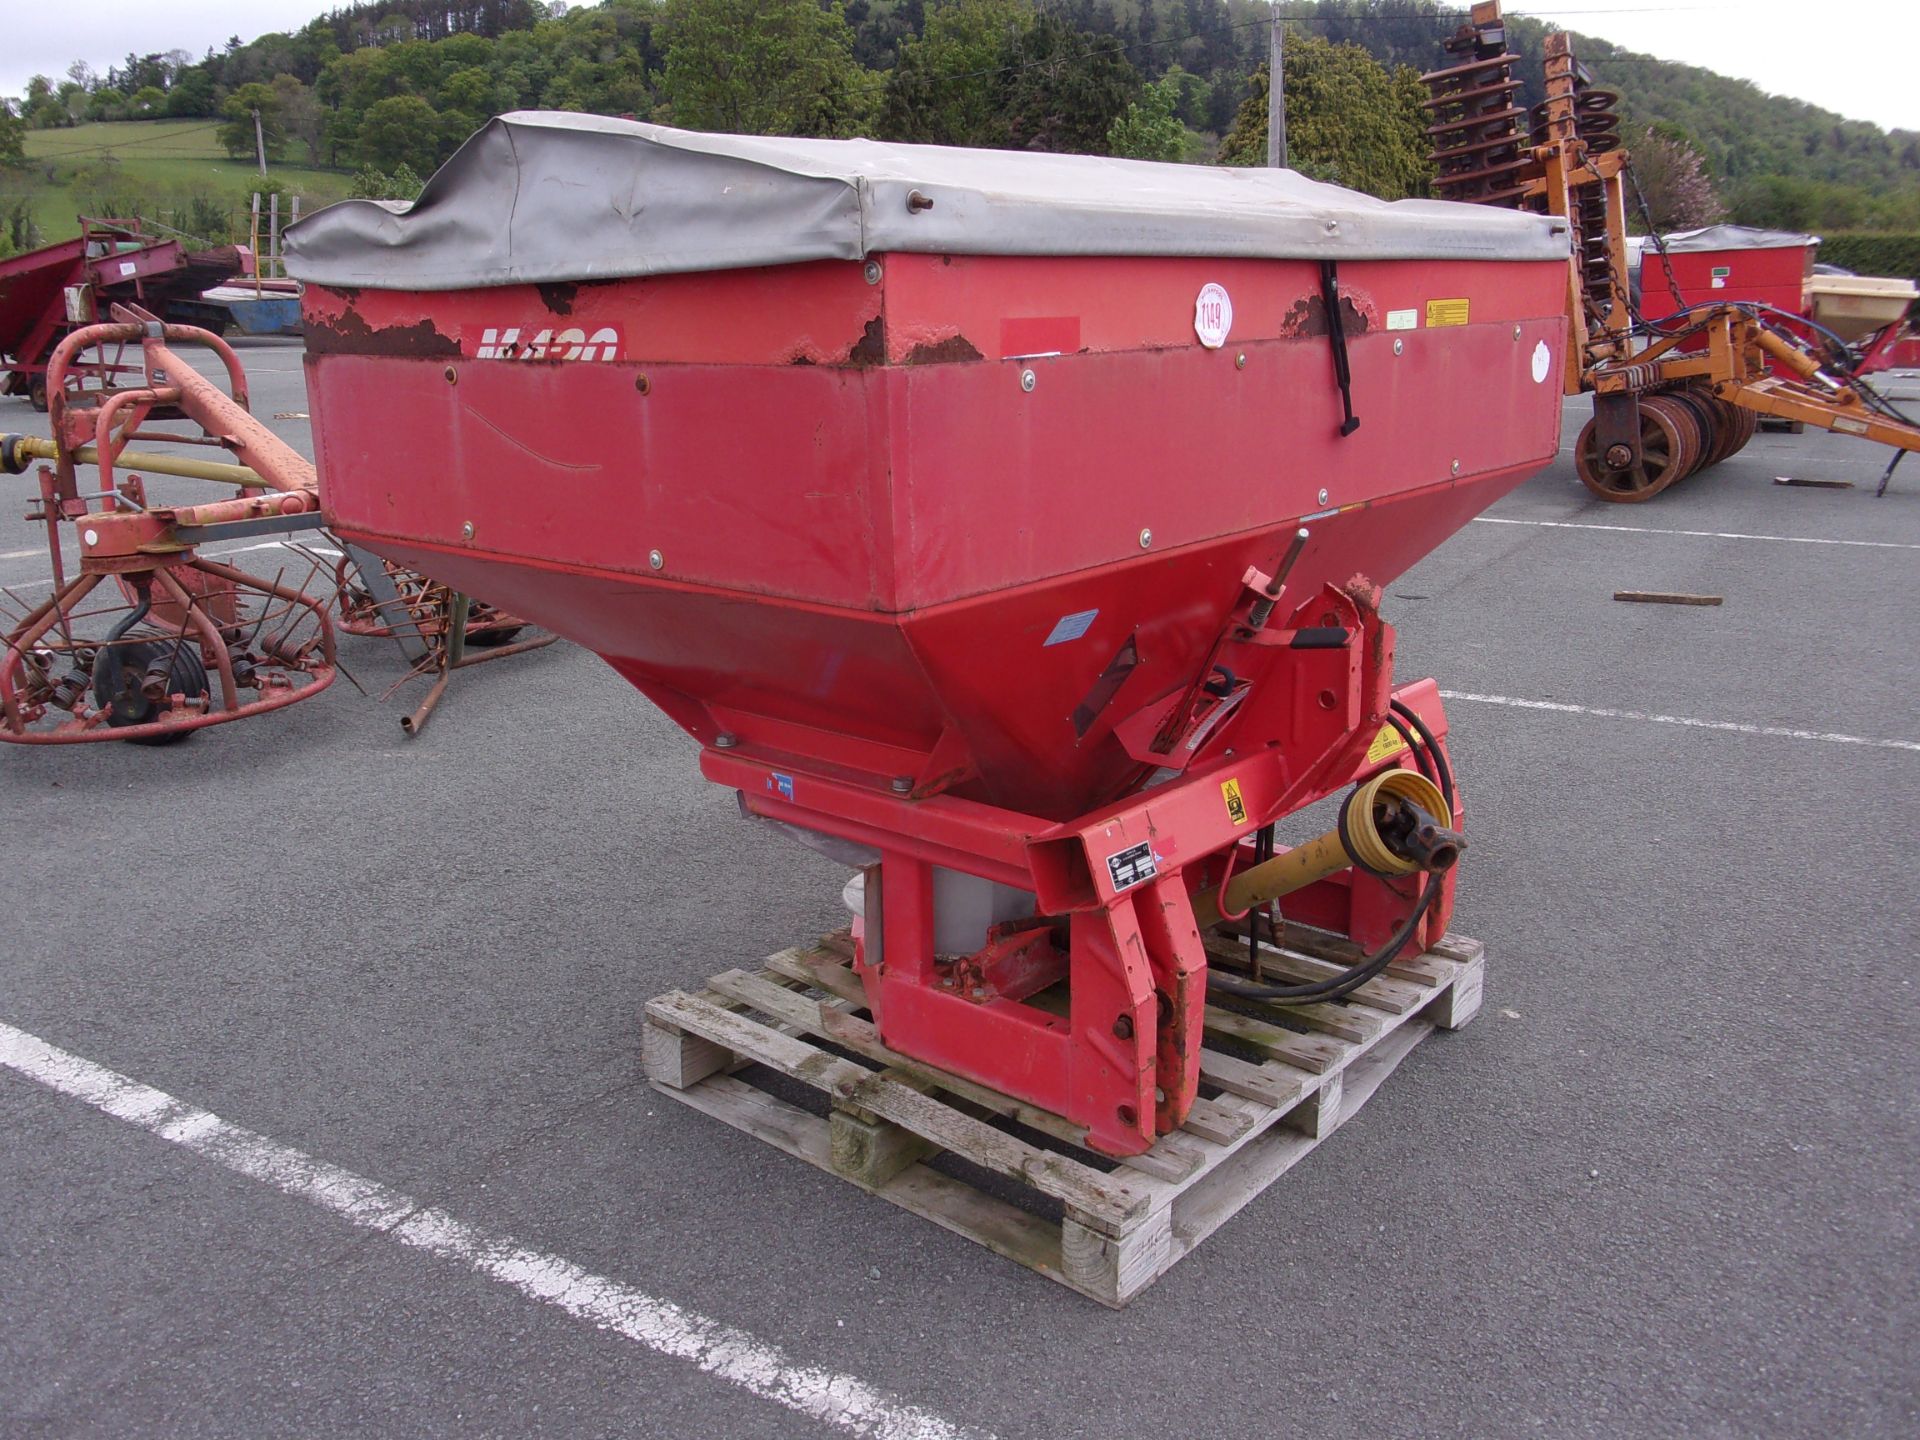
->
[289,117,1569,1156]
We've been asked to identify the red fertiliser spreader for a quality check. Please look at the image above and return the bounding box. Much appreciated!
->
[289,116,1569,1160]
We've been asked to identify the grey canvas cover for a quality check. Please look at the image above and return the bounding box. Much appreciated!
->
[1655,225,1818,254]
[286,112,1568,291]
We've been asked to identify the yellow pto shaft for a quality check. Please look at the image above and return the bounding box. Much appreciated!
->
[1192,768,1460,930]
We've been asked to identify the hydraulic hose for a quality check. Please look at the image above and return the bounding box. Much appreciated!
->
[1391,698,1456,813]
[1207,702,1456,1006]
[1207,875,1442,1006]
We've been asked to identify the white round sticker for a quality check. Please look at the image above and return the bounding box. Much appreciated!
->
[1530,338,1551,384]
[1194,283,1233,349]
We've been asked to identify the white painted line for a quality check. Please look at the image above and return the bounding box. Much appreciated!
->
[0,540,343,591]
[1473,515,1920,550]
[1,547,44,560]
[0,1021,985,1440]
[1440,690,1920,753]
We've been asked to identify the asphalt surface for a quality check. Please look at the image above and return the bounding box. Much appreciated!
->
[2,345,1917,1438]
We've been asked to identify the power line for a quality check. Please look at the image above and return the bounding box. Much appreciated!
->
[25,121,224,162]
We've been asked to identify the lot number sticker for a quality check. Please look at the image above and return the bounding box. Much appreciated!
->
[1194,283,1233,349]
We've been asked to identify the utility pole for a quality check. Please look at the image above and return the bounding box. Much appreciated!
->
[251,107,268,177]
[1267,5,1288,169]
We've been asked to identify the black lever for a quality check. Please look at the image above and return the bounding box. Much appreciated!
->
[1320,260,1361,438]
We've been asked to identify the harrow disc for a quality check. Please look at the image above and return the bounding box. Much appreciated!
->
[1666,390,1725,475]
[1574,396,1697,502]
[1421,21,1531,207]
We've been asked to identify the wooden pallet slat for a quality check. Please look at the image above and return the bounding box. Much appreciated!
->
[1201,934,1432,1016]
[645,930,1486,1305]
[704,964,1199,1185]
[648,989,1148,1235]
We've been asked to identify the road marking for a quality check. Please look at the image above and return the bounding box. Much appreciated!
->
[0,540,342,591]
[1472,515,1920,550]
[1,547,43,560]
[0,1021,985,1440]
[1440,690,1920,753]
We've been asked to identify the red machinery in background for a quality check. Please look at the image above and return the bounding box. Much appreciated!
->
[1636,227,1917,380]
[1637,226,1816,329]
[0,308,550,743]
[289,116,1567,1156]
[0,219,247,411]
[0,313,336,742]
[1423,2,1920,500]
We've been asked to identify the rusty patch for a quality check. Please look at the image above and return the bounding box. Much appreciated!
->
[1281,294,1326,337]
[303,306,460,359]
[904,334,984,365]
[1280,293,1372,338]
[845,314,887,366]
[535,281,578,315]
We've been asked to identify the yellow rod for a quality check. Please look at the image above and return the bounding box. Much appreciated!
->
[1190,768,1452,931]
[1752,327,1825,382]
[1190,829,1351,931]
[3,434,263,488]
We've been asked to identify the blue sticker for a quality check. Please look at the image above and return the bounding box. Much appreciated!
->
[769,772,795,801]
[1044,608,1099,646]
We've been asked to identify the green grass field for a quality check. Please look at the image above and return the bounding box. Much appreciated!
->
[8,120,353,249]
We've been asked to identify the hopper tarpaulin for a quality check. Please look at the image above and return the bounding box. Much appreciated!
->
[1654,225,1819,253]
[285,112,1568,291]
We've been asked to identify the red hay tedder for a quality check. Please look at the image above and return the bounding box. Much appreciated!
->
[0,312,549,744]
[288,116,1569,1166]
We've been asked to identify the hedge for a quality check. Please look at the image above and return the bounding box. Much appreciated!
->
[1816,233,1920,285]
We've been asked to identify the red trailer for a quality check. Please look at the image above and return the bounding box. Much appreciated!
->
[0,219,246,410]
[289,116,1568,1162]
[1637,223,1815,323]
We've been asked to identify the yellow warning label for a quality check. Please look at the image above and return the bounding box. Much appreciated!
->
[1365,723,1408,766]
[1426,298,1471,328]
[1221,777,1248,826]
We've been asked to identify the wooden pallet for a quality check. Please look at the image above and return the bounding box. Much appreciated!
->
[642,926,1484,1306]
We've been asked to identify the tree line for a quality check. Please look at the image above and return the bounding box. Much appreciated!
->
[4,0,1917,232]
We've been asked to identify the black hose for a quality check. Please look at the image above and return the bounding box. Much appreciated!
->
[1209,703,1454,1006]
[101,592,152,646]
[1208,875,1441,1006]
[1390,698,1456,813]
[1386,710,1431,786]
[1627,299,1919,433]
[1246,822,1275,975]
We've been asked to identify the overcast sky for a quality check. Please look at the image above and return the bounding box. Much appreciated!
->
[4,1,1917,133]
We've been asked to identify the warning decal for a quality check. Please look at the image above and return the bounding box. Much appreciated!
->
[1365,723,1408,766]
[1221,778,1248,826]
[1105,841,1157,892]
[1425,298,1470,327]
